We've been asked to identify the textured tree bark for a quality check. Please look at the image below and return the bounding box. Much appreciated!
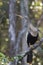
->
[9,0,30,65]
[20,0,30,65]
[9,0,16,57]
[9,0,17,65]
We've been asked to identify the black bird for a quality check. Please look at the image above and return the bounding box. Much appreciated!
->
[27,24,39,64]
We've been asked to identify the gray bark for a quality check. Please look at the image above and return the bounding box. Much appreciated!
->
[20,0,30,65]
[9,0,17,65]
[9,0,30,65]
[15,0,29,55]
[9,0,16,56]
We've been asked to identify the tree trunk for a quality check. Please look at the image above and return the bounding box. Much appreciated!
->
[20,0,30,65]
[9,0,17,65]
[9,0,30,65]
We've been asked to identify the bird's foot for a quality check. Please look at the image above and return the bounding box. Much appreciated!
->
[30,45,33,48]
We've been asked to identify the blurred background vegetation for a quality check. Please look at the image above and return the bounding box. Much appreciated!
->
[0,0,43,65]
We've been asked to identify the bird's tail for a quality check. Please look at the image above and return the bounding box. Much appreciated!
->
[27,50,33,64]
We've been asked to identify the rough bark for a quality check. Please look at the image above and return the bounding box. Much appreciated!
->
[9,0,16,57]
[20,0,30,65]
[9,0,17,65]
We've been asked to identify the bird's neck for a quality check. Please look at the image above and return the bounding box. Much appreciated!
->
[30,31,38,37]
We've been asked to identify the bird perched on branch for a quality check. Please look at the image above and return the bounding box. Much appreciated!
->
[26,24,39,64]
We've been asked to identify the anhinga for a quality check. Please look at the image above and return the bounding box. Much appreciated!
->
[27,24,39,64]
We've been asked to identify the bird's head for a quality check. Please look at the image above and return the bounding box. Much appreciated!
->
[29,24,38,36]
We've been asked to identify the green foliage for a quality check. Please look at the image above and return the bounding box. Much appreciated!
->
[0,52,9,65]
[0,0,9,54]
[0,52,5,57]
[14,54,23,61]
[28,0,42,21]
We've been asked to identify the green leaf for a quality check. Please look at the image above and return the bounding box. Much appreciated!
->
[0,52,5,57]
[0,2,3,6]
